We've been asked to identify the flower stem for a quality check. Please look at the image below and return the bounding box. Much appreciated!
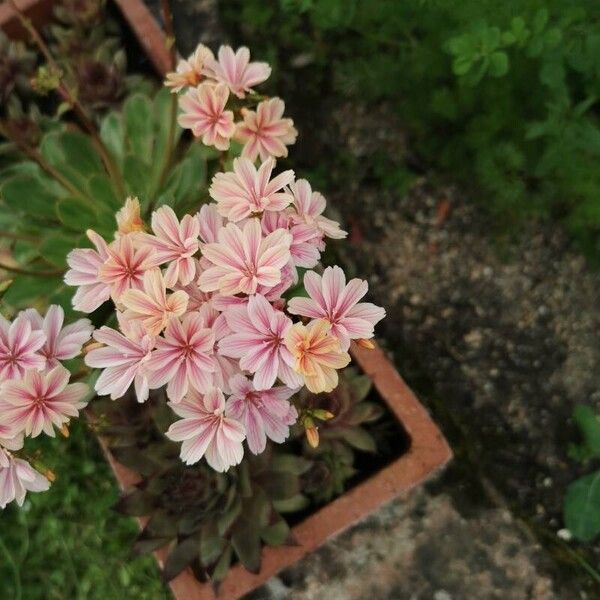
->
[0,261,62,277]
[0,120,87,200]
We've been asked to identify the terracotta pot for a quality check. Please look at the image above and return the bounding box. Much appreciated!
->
[1,3,452,598]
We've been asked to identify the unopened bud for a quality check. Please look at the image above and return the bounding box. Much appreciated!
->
[305,427,319,448]
[312,409,334,421]
[356,338,375,350]
[45,469,56,482]
[59,424,70,438]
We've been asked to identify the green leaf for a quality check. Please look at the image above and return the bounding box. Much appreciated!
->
[200,525,226,566]
[162,535,200,582]
[211,545,232,584]
[231,524,261,574]
[114,489,156,516]
[452,55,474,76]
[488,52,509,77]
[2,275,64,307]
[571,405,600,461]
[40,130,104,192]
[124,94,154,162]
[273,494,309,513]
[259,471,299,501]
[40,233,79,268]
[564,471,600,542]
[1,174,59,219]
[217,496,242,536]
[261,516,292,546]
[123,155,150,198]
[88,174,121,211]
[56,197,97,232]
[533,8,549,34]
[338,426,377,452]
[100,112,124,166]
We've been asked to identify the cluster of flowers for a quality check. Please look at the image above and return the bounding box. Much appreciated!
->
[165,43,297,160]
[0,306,92,508]
[0,43,385,509]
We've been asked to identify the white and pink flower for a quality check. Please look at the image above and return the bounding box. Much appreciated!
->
[85,323,155,402]
[236,97,297,162]
[220,293,302,390]
[209,157,294,222]
[146,312,215,403]
[0,448,50,509]
[21,305,92,370]
[64,229,111,313]
[206,45,271,98]
[164,44,214,93]
[0,366,88,438]
[121,269,189,337]
[226,374,297,454]
[0,313,46,383]
[178,82,236,151]
[199,219,291,296]
[166,388,246,471]
[140,206,200,287]
[287,266,385,351]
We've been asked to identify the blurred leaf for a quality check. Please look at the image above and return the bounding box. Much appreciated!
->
[564,471,600,542]
[124,94,154,162]
[337,426,377,452]
[57,197,97,231]
[1,173,59,219]
[162,535,200,581]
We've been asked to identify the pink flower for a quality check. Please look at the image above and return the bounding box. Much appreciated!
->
[196,303,240,394]
[197,204,224,245]
[290,179,347,240]
[146,312,215,403]
[0,422,23,452]
[226,374,297,454]
[220,293,302,390]
[0,314,45,383]
[20,305,92,369]
[121,269,189,336]
[209,157,294,222]
[99,234,156,302]
[178,82,236,151]
[166,388,245,471]
[140,206,200,287]
[284,319,350,393]
[0,366,88,438]
[261,211,320,269]
[206,45,271,98]
[0,449,50,509]
[199,219,291,296]
[235,97,297,162]
[85,324,155,402]
[164,44,214,92]
[64,229,111,313]
[287,266,385,351]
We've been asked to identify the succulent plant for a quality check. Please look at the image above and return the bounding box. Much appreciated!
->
[296,366,385,502]
[92,390,310,585]
[0,31,36,103]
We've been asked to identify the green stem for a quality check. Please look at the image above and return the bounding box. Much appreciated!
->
[0,121,87,200]
[0,261,62,277]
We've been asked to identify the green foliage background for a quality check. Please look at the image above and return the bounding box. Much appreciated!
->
[223,0,600,262]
